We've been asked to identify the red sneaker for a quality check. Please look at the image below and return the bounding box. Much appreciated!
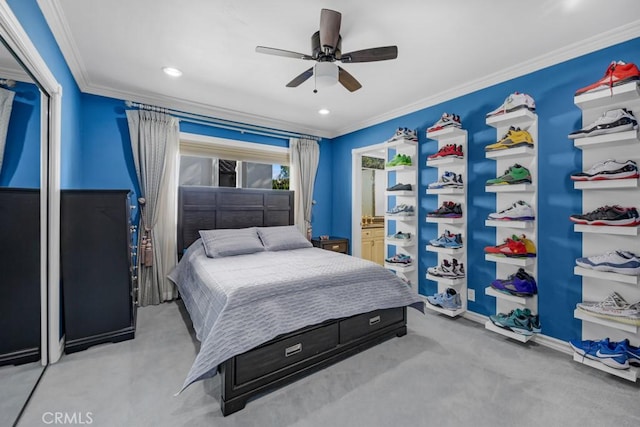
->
[484,238,527,257]
[575,61,640,96]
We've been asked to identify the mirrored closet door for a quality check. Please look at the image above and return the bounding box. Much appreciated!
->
[0,32,49,426]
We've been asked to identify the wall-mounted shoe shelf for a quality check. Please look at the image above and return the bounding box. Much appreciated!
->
[484,107,539,342]
[385,238,415,248]
[384,263,416,274]
[424,126,468,317]
[385,190,415,197]
[570,81,640,381]
[422,295,466,318]
[385,164,416,173]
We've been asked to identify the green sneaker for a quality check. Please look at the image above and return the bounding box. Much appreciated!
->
[490,308,534,335]
[386,154,401,167]
[486,163,532,186]
[396,154,412,166]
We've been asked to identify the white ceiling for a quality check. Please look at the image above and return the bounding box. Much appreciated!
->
[38,0,640,138]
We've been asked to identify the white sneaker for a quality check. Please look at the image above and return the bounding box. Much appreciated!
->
[389,127,418,142]
[486,92,535,118]
[569,108,638,139]
[577,292,640,323]
[488,200,535,221]
[570,159,638,181]
[576,250,640,275]
[428,171,463,189]
[427,113,462,133]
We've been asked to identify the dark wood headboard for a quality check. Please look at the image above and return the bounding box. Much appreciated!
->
[177,186,295,255]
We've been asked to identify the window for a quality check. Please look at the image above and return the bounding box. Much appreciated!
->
[179,134,290,190]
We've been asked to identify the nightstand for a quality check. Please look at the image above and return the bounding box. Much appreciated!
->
[311,236,349,254]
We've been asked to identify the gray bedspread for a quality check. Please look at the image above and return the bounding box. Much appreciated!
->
[169,240,424,391]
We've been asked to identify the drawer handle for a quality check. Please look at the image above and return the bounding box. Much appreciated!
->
[285,343,302,357]
[331,244,340,249]
[369,315,381,326]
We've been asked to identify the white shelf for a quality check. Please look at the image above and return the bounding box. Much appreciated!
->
[572,129,640,150]
[484,286,535,305]
[424,301,466,317]
[572,353,639,382]
[485,184,534,193]
[484,320,535,343]
[385,164,416,172]
[426,188,464,195]
[574,179,639,190]
[385,138,417,149]
[385,215,415,222]
[486,109,537,128]
[485,146,535,159]
[485,219,534,229]
[385,238,415,247]
[384,263,416,273]
[426,245,463,255]
[385,190,415,196]
[425,273,465,286]
[485,254,535,267]
[426,126,467,140]
[426,157,465,167]
[573,224,639,236]
[573,308,639,333]
[574,81,640,110]
[573,266,639,285]
[426,216,464,224]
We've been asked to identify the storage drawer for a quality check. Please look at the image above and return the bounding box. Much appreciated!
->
[339,307,405,343]
[324,241,348,253]
[234,322,339,385]
[362,228,384,238]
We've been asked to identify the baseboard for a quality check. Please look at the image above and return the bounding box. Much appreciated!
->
[462,311,572,356]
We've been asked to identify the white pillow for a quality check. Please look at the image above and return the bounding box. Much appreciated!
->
[199,227,265,258]
[257,225,313,251]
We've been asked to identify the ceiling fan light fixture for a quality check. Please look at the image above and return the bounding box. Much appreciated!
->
[162,66,183,77]
[318,108,330,115]
[314,62,338,87]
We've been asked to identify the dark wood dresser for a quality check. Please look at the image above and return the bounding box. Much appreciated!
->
[61,190,136,353]
[311,236,349,254]
[0,188,41,366]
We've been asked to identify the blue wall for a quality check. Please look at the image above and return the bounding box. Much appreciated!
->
[0,81,40,187]
[332,37,640,341]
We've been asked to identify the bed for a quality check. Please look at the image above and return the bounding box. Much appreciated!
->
[170,186,423,416]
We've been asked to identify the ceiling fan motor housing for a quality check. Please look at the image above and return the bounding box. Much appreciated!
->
[312,31,341,61]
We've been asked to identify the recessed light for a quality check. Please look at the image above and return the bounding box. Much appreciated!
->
[162,67,183,77]
[318,108,330,115]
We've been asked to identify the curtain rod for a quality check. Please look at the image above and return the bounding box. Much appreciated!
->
[0,78,16,88]
[124,101,321,141]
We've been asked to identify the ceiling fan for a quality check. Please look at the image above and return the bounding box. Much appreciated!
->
[255,8,398,92]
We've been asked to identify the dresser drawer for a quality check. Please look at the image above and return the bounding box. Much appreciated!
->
[323,241,348,253]
[234,322,339,385]
[339,307,405,343]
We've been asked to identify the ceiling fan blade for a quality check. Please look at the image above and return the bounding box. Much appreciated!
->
[338,66,362,92]
[319,9,341,51]
[341,46,398,63]
[256,46,314,60]
[286,67,314,87]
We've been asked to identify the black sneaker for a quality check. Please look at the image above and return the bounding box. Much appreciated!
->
[427,201,463,218]
[569,205,639,226]
[386,183,413,191]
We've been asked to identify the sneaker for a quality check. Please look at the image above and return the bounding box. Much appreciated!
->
[595,339,631,369]
[568,108,638,139]
[570,205,639,226]
[426,288,462,310]
[386,183,413,191]
[486,164,532,186]
[385,253,412,265]
[570,159,639,181]
[386,154,412,167]
[451,259,465,278]
[516,234,537,257]
[488,201,535,221]
[427,144,464,160]
[484,236,528,258]
[575,61,640,96]
[427,201,463,218]
[389,127,418,142]
[429,230,463,249]
[428,171,463,189]
[576,251,640,275]
[570,338,613,363]
[427,113,462,133]
[386,204,415,216]
[485,126,534,151]
[427,259,458,277]
[486,92,535,118]
[490,308,535,335]
[577,292,640,323]
[490,268,538,296]
[389,231,411,240]
[619,339,640,367]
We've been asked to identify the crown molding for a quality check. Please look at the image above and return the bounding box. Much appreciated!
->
[334,21,640,137]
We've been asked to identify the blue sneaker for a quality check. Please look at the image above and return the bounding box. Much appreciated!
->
[620,339,640,367]
[429,230,463,249]
[490,308,534,335]
[595,340,630,369]
[570,339,603,361]
[426,288,461,310]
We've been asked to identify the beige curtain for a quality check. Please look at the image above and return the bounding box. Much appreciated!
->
[289,138,320,238]
[0,87,15,174]
[126,110,179,305]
